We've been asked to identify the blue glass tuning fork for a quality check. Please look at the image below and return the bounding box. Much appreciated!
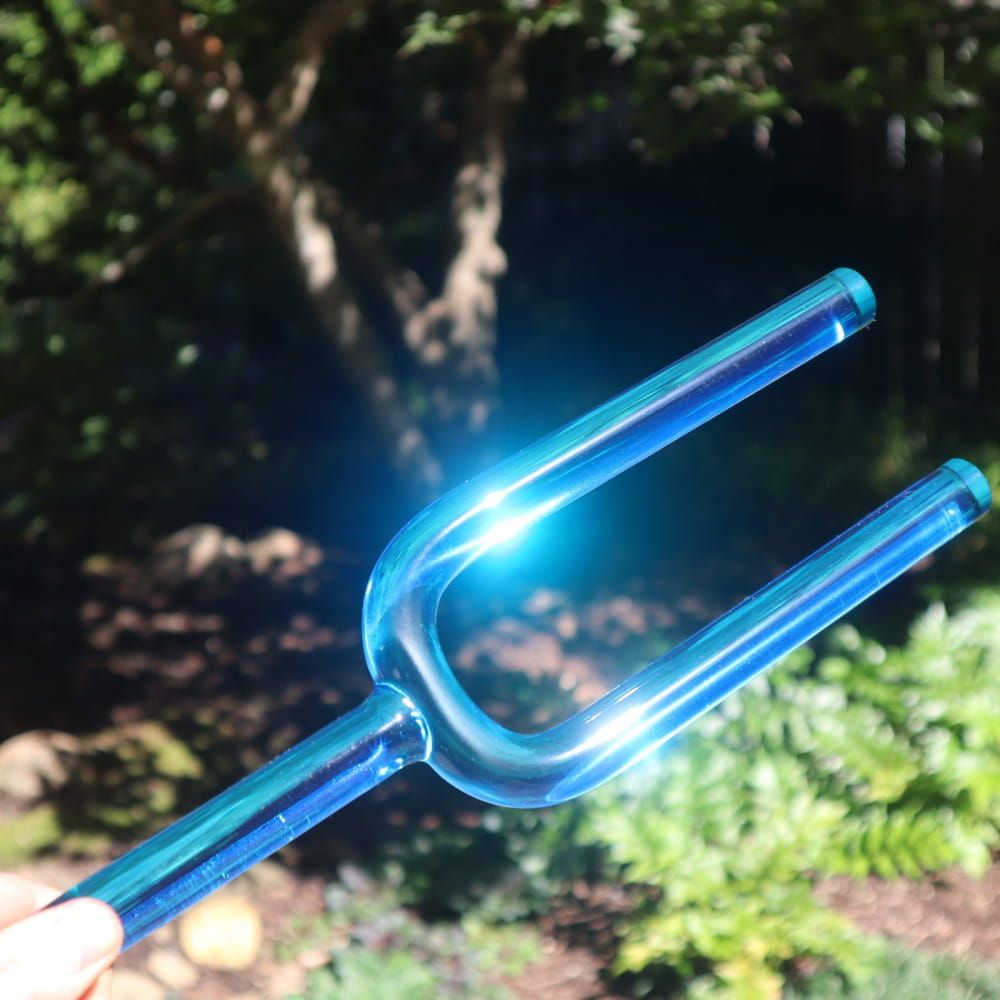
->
[57,268,991,947]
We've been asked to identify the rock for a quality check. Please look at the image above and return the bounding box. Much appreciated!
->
[150,524,244,585]
[268,962,308,996]
[178,896,263,970]
[244,527,322,578]
[149,924,174,946]
[146,947,200,990]
[0,730,81,801]
[297,948,329,970]
[92,720,203,780]
[240,858,289,892]
[111,969,169,1000]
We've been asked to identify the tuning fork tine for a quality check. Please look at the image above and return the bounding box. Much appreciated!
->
[54,269,991,949]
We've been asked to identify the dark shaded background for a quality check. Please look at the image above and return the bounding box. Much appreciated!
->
[1,0,997,848]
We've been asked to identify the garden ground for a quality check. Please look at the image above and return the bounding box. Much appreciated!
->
[3,525,999,999]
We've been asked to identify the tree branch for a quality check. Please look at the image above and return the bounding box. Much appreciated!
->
[406,27,530,429]
[55,187,258,318]
[266,0,367,133]
[316,180,430,330]
[89,0,444,489]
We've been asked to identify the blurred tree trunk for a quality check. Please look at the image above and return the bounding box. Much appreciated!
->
[404,29,528,433]
[89,1,528,490]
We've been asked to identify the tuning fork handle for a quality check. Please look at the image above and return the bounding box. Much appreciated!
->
[57,686,427,949]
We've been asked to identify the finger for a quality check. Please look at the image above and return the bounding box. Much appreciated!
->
[0,897,123,1000]
[0,874,59,929]
[79,968,114,1000]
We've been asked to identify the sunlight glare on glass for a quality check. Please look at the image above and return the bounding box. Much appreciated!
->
[476,494,566,555]
[480,510,535,549]
[480,489,507,509]
[579,698,648,756]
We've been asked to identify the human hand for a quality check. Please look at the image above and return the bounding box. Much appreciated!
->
[0,873,122,1000]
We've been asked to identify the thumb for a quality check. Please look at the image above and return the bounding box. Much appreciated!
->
[0,897,123,1000]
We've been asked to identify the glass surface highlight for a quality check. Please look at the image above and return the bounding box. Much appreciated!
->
[54,269,991,950]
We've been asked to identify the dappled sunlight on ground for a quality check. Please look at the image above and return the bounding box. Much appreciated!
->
[3,525,1000,999]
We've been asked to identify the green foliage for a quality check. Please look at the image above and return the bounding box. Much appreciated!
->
[0,302,288,548]
[371,588,1000,999]
[786,944,1000,1000]
[3,0,999,543]
[0,2,190,290]
[402,0,587,55]
[620,0,1000,157]
[580,724,880,1000]
[568,589,1000,998]
[378,800,595,923]
[400,0,1000,158]
[280,865,541,1000]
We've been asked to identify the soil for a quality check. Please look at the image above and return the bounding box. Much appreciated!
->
[12,852,1000,1000]
[3,530,999,999]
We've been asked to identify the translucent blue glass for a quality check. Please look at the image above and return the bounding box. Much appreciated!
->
[56,268,991,949]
